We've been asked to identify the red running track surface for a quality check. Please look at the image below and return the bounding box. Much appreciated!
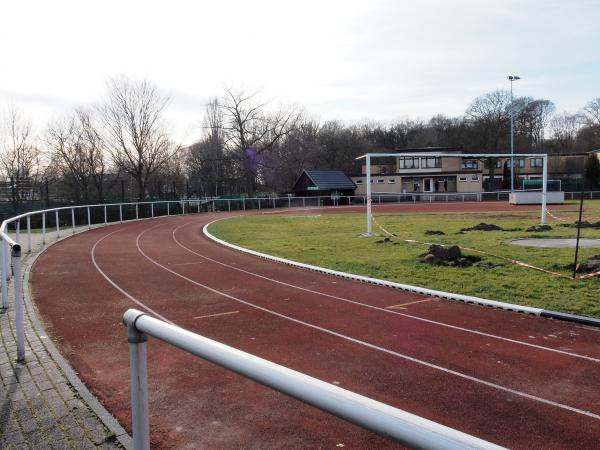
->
[30,206,600,449]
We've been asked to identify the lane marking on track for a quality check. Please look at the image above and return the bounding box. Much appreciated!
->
[194,311,239,320]
[130,222,600,421]
[386,299,435,309]
[90,225,174,325]
[170,220,600,364]
[173,261,204,266]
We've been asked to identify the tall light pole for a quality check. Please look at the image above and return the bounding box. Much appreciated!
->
[508,75,520,191]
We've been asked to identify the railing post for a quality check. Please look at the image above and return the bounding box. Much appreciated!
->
[26,215,31,253]
[104,205,108,225]
[182,201,185,215]
[302,197,305,208]
[124,311,150,450]
[0,239,7,308]
[42,212,46,245]
[136,203,139,220]
[72,208,76,235]
[55,210,60,239]
[120,205,123,223]
[258,199,261,210]
[272,197,275,209]
[167,202,170,216]
[151,203,154,218]
[12,244,25,362]
[242,197,246,211]
[87,207,91,230]
[228,200,231,212]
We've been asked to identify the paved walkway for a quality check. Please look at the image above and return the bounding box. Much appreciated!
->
[0,227,131,449]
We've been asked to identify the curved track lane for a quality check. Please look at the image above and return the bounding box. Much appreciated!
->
[30,212,600,449]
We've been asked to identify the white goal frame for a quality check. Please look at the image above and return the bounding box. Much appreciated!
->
[356,152,549,235]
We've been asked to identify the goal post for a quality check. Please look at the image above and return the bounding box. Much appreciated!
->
[356,152,548,236]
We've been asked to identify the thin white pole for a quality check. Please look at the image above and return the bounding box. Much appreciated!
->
[42,212,46,245]
[127,326,150,450]
[541,155,548,224]
[87,207,91,230]
[167,202,170,216]
[12,246,25,362]
[120,205,123,223]
[510,81,514,192]
[136,203,139,220]
[104,205,108,225]
[366,154,373,235]
[151,203,154,218]
[26,215,31,253]
[0,239,7,308]
[55,210,60,238]
[71,208,76,235]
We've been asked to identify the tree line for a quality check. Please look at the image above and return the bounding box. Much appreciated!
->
[1,76,599,203]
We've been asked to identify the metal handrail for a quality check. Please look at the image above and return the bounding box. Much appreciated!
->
[123,309,506,450]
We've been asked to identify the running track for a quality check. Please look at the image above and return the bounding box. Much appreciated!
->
[30,205,600,449]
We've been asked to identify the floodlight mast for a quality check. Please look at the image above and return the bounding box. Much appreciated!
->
[357,152,548,236]
[508,75,521,192]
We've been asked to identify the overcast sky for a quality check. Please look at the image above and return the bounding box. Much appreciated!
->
[1,0,599,145]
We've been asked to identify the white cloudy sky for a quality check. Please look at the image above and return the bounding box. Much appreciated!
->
[1,0,599,144]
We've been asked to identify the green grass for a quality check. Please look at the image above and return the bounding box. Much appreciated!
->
[209,201,600,318]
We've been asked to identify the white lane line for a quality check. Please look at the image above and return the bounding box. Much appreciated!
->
[173,261,204,266]
[194,311,239,320]
[387,299,436,309]
[171,221,600,364]
[135,223,600,422]
[90,225,174,325]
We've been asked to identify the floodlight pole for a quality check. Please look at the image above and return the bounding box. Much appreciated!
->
[365,154,373,236]
[508,75,520,192]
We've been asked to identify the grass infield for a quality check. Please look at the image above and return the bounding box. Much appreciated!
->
[209,201,600,318]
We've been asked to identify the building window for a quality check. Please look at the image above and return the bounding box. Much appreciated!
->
[471,175,479,181]
[399,157,420,169]
[511,159,525,168]
[388,178,396,184]
[459,176,468,182]
[495,160,503,168]
[422,157,441,169]
[530,158,543,168]
[356,179,363,184]
[462,159,478,169]
[377,179,385,184]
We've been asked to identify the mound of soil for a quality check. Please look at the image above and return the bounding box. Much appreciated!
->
[575,254,600,273]
[460,223,504,232]
[375,237,393,244]
[526,224,553,232]
[568,221,600,229]
[425,230,445,235]
[421,244,481,267]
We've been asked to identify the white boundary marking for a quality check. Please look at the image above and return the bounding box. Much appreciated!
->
[125,220,600,422]
[194,311,239,320]
[197,220,600,363]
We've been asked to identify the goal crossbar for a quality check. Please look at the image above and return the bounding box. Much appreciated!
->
[356,152,549,235]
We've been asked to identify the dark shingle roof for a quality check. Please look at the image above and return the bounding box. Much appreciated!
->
[304,170,356,190]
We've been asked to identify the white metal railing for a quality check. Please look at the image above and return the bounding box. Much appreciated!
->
[122,308,506,450]
[0,189,592,361]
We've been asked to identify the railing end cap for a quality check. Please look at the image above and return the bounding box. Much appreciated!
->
[122,308,146,328]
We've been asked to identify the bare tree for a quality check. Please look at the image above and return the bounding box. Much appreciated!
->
[46,109,106,202]
[100,76,177,201]
[582,98,600,128]
[220,88,302,193]
[0,107,40,203]
[550,112,581,153]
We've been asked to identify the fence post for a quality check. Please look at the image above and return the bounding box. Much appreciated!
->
[136,204,139,220]
[55,210,60,238]
[258,199,261,210]
[71,208,76,235]
[120,205,123,223]
[87,207,91,230]
[151,203,154,218]
[167,202,170,216]
[26,215,31,253]
[42,212,46,245]
[303,197,305,208]
[0,239,7,308]
[124,311,150,450]
[242,198,246,211]
[212,200,215,212]
[104,205,108,225]
[228,200,231,212]
[181,201,185,215]
[12,244,25,362]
